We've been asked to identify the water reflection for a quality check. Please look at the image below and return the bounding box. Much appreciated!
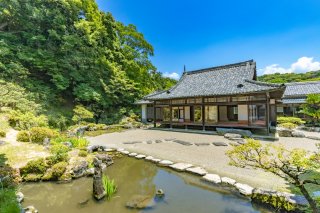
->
[21,157,271,213]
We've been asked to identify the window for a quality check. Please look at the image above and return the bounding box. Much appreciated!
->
[163,107,170,121]
[232,96,248,102]
[216,97,228,102]
[249,104,266,126]
[249,95,266,101]
[218,105,238,122]
[194,106,202,123]
[195,98,202,103]
[187,98,195,104]
[205,98,216,103]
[205,106,217,123]
[172,99,185,104]
[172,107,179,122]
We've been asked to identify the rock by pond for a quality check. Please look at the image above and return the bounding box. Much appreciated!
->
[126,195,155,209]
[92,157,106,200]
[24,206,38,213]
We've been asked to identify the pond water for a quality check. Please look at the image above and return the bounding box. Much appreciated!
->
[21,157,272,213]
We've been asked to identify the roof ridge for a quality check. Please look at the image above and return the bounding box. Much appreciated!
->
[186,60,254,75]
[245,79,285,87]
[285,81,320,85]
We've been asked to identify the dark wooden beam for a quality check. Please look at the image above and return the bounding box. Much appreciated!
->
[169,100,172,129]
[202,97,205,131]
[153,101,156,128]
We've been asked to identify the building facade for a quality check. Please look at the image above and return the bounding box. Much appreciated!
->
[137,60,286,133]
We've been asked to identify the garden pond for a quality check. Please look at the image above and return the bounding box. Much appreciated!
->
[21,156,272,213]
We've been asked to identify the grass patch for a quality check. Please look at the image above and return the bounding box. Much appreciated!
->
[84,126,124,137]
[0,188,20,213]
[102,175,117,200]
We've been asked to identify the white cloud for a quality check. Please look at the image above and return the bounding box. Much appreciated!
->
[163,72,180,80]
[262,57,320,75]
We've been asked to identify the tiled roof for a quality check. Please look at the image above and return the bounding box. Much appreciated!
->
[145,60,284,100]
[283,81,320,98]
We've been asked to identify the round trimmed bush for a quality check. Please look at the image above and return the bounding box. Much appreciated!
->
[20,158,48,176]
[29,127,59,143]
[17,130,30,142]
[78,150,88,157]
[0,130,6,138]
[51,162,68,179]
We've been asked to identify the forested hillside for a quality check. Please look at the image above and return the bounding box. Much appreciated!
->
[0,0,176,123]
[258,70,320,83]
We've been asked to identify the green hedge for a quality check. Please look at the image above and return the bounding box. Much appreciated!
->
[17,127,59,143]
[277,117,304,125]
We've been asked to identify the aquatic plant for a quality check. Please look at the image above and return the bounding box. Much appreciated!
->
[102,175,117,200]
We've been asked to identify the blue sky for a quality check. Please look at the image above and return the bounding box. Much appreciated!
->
[97,0,320,78]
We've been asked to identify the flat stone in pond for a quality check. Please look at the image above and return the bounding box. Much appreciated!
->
[221,177,237,185]
[186,167,207,176]
[202,174,221,184]
[126,195,155,209]
[120,150,130,154]
[135,154,146,159]
[212,142,228,146]
[128,153,138,157]
[169,163,193,171]
[155,139,163,143]
[150,158,161,163]
[194,142,210,146]
[146,140,153,144]
[117,148,125,151]
[159,160,174,166]
[104,148,114,152]
[235,183,254,196]
[172,140,193,146]
[145,156,154,161]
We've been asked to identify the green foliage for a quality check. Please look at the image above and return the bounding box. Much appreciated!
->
[87,123,108,131]
[49,144,70,163]
[48,114,69,131]
[29,127,59,144]
[0,0,176,125]
[9,110,48,130]
[302,94,320,125]
[277,116,305,125]
[102,175,117,200]
[227,139,320,212]
[23,173,43,182]
[258,70,320,83]
[16,130,30,142]
[0,130,6,138]
[78,150,88,157]
[51,136,89,148]
[51,162,68,180]
[72,105,94,124]
[279,122,297,129]
[20,158,48,176]
[251,193,296,211]
[0,188,20,213]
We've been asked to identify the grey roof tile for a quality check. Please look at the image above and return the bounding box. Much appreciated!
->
[283,81,320,98]
[145,60,284,100]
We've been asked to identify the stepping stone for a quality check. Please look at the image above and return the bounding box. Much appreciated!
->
[128,153,138,157]
[172,140,193,146]
[165,138,175,141]
[229,142,240,147]
[120,150,129,154]
[123,141,142,144]
[235,183,254,196]
[195,142,210,146]
[151,158,161,163]
[155,139,163,143]
[212,142,228,146]
[186,167,207,176]
[306,136,320,141]
[224,133,242,139]
[169,163,193,171]
[145,156,154,161]
[221,177,237,185]
[236,140,246,145]
[105,148,114,152]
[146,140,153,144]
[159,160,174,166]
[117,148,125,151]
[135,154,146,159]
[202,174,221,184]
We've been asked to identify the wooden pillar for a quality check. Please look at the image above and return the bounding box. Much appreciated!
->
[202,97,205,131]
[169,100,172,129]
[266,93,270,134]
[153,101,156,128]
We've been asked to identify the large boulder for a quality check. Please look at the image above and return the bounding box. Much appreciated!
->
[217,128,252,137]
[71,160,88,178]
[234,183,254,196]
[92,157,106,200]
[24,206,38,213]
[95,153,113,166]
[276,127,293,137]
[16,192,24,203]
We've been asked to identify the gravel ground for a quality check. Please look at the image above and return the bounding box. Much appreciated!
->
[88,129,320,192]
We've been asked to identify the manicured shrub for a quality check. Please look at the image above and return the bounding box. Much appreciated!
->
[16,130,30,142]
[23,173,43,182]
[0,130,6,138]
[9,110,48,130]
[51,136,89,148]
[78,150,88,157]
[277,117,304,125]
[51,162,68,179]
[50,144,70,163]
[279,122,297,129]
[29,127,59,143]
[20,158,48,176]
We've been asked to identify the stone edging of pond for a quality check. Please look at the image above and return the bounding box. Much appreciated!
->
[117,148,310,211]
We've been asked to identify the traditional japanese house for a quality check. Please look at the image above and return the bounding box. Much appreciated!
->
[137,60,286,133]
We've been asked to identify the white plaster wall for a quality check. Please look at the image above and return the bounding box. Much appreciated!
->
[238,105,248,121]
[141,104,147,122]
